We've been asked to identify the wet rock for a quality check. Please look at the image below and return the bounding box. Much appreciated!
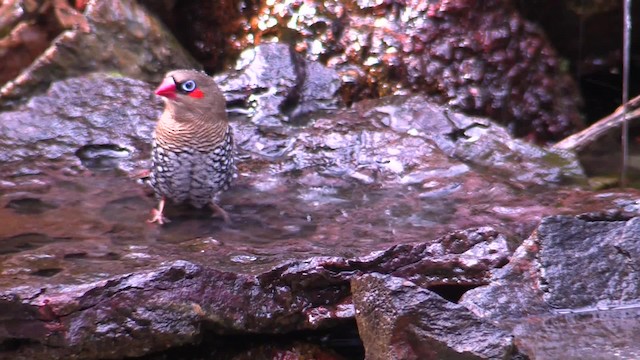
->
[218,41,576,186]
[352,273,518,360]
[141,337,354,360]
[0,228,510,359]
[460,212,640,358]
[0,73,159,169]
[513,305,640,360]
[0,67,591,245]
[0,66,638,358]
[149,0,583,141]
[0,0,199,109]
[461,211,640,320]
[217,42,342,126]
[538,214,640,308]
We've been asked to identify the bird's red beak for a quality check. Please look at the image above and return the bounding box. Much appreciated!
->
[154,77,177,99]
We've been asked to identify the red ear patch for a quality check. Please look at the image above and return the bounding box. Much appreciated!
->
[189,88,204,98]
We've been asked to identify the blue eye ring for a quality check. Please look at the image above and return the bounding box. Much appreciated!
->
[180,80,197,93]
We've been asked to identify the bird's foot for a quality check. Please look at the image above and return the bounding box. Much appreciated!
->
[147,208,170,225]
[147,198,170,225]
[209,202,230,224]
[131,169,151,180]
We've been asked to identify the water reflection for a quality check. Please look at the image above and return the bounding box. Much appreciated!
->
[0,150,635,286]
[2,136,640,360]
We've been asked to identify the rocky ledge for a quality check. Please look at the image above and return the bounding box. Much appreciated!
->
[0,43,639,359]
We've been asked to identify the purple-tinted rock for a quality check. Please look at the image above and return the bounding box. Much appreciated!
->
[513,305,640,359]
[0,73,159,169]
[217,42,341,126]
[539,215,640,308]
[461,211,640,319]
[149,0,583,141]
[459,231,550,321]
[0,228,511,359]
[460,211,640,358]
[351,273,519,360]
[0,58,637,358]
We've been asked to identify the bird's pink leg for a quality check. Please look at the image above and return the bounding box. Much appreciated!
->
[209,202,230,223]
[148,197,170,224]
[131,169,151,180]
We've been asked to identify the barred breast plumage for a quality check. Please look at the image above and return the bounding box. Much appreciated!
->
[147,69,235,224]
[149,128,234,207]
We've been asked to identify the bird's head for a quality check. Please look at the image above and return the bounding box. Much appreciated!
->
[154,69,226,123]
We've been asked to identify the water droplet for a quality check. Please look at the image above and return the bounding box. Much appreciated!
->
[230,255,258,263]
[123,252,151,260]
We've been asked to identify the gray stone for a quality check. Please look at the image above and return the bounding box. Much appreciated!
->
[351,273,518,360]
[461,213,640,358]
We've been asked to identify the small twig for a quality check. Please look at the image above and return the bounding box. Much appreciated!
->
[553,93,640,152]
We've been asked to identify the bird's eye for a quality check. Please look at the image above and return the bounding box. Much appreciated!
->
[180,80,197,93]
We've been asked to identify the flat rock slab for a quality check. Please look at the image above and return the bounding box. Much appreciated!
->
[513,305,640,360]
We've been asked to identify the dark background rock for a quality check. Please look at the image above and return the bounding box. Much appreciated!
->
[139,335,359,360]
[140,0,584,142]
[0,0,199,109]
[515,0,640,183]
[1,0,586,141]
[3,0,640,163]
[516,0,640,125]
[217,42,342,127]
[0,0,72,85]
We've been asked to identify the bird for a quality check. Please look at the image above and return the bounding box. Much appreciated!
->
[147,69,235,225]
